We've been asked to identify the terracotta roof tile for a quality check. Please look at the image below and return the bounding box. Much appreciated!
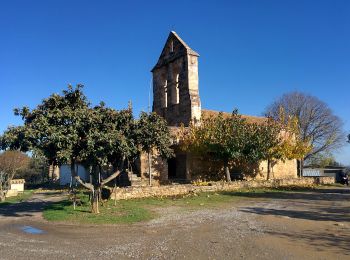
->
[201,109,268,124]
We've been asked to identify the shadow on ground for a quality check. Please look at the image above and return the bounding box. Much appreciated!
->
[235,188,350,222]
[222,187,350,201]
[0,199,51,217]
[0,192,67,218]
[240,205,350,222]
[266,229,350,253]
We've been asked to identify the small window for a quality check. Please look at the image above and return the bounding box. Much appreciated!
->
[163,80,168,108]
[175,74,179,104]
[170,41,174,53]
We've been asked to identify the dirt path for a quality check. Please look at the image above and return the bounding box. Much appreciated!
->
[0,187,349,259]
[0,191,66,220]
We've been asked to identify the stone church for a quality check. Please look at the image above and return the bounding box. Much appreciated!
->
[138,31,297,184]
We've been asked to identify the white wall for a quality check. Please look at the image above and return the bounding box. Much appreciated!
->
[59,164,89,186]
[10,183,24,192]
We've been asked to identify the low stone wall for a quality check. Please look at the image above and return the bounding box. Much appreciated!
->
[110,177,335,201]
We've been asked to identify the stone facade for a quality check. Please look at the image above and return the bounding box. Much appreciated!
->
[138,150,168,184]
[259,159,297,179]
[140,31,298,185]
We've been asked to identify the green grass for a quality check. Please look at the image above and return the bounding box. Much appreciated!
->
[43,191,245,224]
[43,186,321,225]
[0,190,34,207]
[43,192,154,224]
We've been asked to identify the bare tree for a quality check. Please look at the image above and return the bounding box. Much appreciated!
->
[265,92,344,162]
[0,151,30,201]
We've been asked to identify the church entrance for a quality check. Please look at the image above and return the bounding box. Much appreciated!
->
[168,157,177,179]
[167,153,187,180]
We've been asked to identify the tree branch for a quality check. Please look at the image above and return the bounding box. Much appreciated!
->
[74,176,94,190]
[101,160,125,186]
[101,169,121,186]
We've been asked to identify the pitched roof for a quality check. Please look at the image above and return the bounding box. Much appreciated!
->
[151,31,199,72]
[201,109,268,124]
[170,31,199,56]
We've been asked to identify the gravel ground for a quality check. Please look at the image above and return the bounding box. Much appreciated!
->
[0,187,349,259]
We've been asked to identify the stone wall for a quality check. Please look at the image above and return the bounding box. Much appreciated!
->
[139,151,168,184]
[256,159,297,180]
[110,177,335,200]
[186,154,298,182]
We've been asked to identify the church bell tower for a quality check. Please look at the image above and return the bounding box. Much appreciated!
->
[151,31,201,127]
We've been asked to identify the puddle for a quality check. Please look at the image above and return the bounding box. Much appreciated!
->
[21,226,45,234]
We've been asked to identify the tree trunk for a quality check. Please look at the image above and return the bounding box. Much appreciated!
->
[70,161,76,178]
[267,159,271,180]
[224,159,231,182]
[89,166,93,184]
[91,189,100,214]
[5,171,16,200]
[114,178,117,206]
[0,189,5,202]
[70,161,76,192]
[148,151,152,186]
[73,161,124,214]
[297,159,303,178]
[48,162,53,181]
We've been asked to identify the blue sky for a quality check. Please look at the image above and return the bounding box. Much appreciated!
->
[0,0,349,164]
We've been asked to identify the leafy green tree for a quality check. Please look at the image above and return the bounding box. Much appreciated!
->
[12,85,90,172]
[3,85,99,212]
[243,120,282,180]
[180,110,307,181]
[180,111,248,182]
[136,112,173,185]
[0,126,31,152]
[1,85,173,212]
[78,104,138,213]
